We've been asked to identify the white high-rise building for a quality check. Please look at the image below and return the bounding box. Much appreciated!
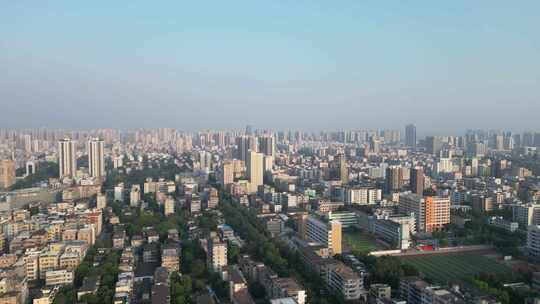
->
[58,138,77,179]
[24,134,32,153]
[88,138,105,178]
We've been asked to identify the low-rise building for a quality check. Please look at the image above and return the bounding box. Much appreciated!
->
[299,214,342,255]
[77,276,100,300]
[326,211,358,229]
[161,243,180,273]
[368,214,413,250]
[45,269,73,286]
[528,225,540,259]
[39,251,59,279]
[207,237,227,272]
[327,261,364,301]
[487,216,518,232]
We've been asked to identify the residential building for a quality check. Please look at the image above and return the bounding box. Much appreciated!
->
[130,185,141,207]
[528,225,540,259]
[386,166,404,193]
[327,261,364,301]
[207,237,227,272]
[487,216,518,232]
[247,151,264,193]
[45,269,74,286]
[405,124,417,149]
[338,154,348,184]
[513,204,540,228]
[398,193,426,233]
[221,161,234,187]
[164,196,175,216]
[96,193,107,210]
[88,138,105,179]
[39,251,59,279]
[161,243,180,273]
[0,159,15,190]
[424,196,450,233]
[410,167,424,195]
[58,138,77,179]
[345,187,381,205]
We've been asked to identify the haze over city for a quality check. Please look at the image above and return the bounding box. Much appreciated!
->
[3,3,540,304]
[2,1,540,133]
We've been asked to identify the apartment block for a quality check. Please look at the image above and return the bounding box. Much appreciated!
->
[207,237,227,272]
[45,269,73,286]
[327,261,364,301]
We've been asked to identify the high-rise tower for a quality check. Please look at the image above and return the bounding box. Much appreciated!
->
[405,124,417,149]
[88,138,105,178]
[58,138,77,179]
[247,151,264,193]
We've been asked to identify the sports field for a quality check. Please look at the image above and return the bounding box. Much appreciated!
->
[400,253,510,283]
[344,231,383,253]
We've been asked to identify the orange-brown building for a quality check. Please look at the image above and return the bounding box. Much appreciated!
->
[425,196,450,233]
[0,159,15,190]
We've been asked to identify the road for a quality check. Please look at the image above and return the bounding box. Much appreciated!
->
[392,244,495,257]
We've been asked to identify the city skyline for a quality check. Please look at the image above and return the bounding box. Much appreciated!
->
[0,125,539,138]
[3,2,540,304]
[2,1,540,132]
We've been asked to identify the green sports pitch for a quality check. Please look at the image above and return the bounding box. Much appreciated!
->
[343,231,384,253]
[399,253,510,283]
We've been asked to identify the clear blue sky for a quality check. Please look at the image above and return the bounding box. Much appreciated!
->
[1,1,539,134]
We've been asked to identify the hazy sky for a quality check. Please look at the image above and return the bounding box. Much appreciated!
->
[1,1,539,134]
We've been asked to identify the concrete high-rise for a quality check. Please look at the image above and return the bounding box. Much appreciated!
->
[405,124,417,149]
[0,159,16,189]
[58,138,77,179]
[424,196,450,233]
[410,167,425,195]
[425,136,442,156]
[235,136,249,162]
[259,135,275,157]
[207,236,227,272]
[528,225,540,260]
[235,136,257,162]
[369,136,380,154]
[215,131,225,147]
[399,193,426,232]
[221,161,234,187]
[338,154,348,184]
[385,166,403,193]
[247,151,264,193]
[88,138,105,179]
[399,193,450,233]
